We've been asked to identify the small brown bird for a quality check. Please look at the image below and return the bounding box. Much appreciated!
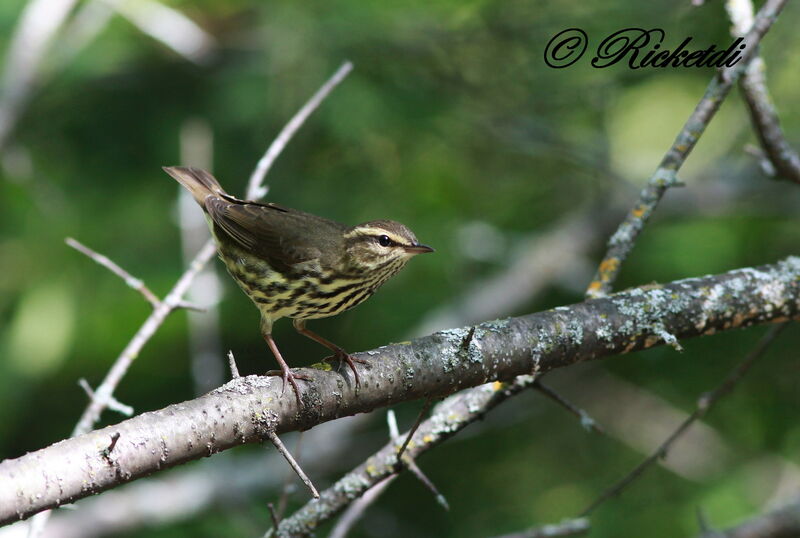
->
[164,166,433,403]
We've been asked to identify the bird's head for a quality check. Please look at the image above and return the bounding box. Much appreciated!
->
[342,220,434,274]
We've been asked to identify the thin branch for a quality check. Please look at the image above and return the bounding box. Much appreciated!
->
[275,433,304,520]
[3,257,799,526]
[327,476,397,538]
[491,518,591,538]
[532,381,605,435]
[264,431,319,499]
[585,0,789,299]
[66,237,162,309]
[726,0,800,184]
[71,239,218,436]
[388,409,449,511]
[246,61,353,200]
[405,459,449,511]
[579,322,788,517]
[396,398,434,461]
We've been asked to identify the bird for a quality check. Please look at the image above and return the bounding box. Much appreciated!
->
[163,166,433,403]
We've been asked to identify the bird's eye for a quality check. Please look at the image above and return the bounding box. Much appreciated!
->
[377,235,392,247]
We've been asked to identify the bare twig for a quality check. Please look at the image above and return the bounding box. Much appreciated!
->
[580,323,788,516]
[585,0,789,298]
[66,237,162,309]
[388,409,449,511]
[77,378,134,417]
[532,381,605,435]
[275,433,304,520]
[406,458,449,511]
[726,0,800,184]
[246,61,353,200]
[72,239,218,437]
[397,398,434,461]
[328,476,397,538]
[491,518,591,538]
[264,431,319,499]
[267,503,281,531]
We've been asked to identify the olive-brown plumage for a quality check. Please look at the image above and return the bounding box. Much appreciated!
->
[164,166,433,403]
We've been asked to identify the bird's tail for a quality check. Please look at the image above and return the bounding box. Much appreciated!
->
[162,166,227,205]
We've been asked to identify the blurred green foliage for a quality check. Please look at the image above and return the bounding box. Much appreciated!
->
[0,0,799,536]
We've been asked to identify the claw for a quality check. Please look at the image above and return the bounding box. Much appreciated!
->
[263,332,310,406]
[265,367,310,406]
[323,351,367,386]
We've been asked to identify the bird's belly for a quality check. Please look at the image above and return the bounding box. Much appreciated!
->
[220,253,374,321]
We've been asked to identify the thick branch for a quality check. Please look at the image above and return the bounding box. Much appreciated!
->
[1,257,799,525]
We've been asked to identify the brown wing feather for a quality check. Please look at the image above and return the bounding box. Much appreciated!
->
[205,196,347,272]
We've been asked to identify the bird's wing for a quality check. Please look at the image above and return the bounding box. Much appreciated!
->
[205,196,345,271]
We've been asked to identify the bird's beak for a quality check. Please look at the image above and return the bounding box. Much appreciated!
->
[404,243,435,255]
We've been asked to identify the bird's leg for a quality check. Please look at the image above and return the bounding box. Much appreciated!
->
[261,321,308,405]
[292,319,366,386]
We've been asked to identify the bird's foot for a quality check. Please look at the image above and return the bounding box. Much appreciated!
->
[265,367,312,406]
[323,351,367,386]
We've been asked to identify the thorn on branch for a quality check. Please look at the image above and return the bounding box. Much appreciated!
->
[265,430,319,499]
[267,502,280,530]
[652,324,684,352]
[227,350,240,379]
[172,300,206,312]
[460,326,476,352]
[66,237,162,309]
[101,432,121,462]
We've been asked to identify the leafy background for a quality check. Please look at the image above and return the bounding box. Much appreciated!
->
[0,0,799,536]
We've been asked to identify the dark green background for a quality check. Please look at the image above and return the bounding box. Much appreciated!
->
[1,0,798,536]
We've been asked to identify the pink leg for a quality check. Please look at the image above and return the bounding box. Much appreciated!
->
[292,319,366,386]
[262,326,308,405]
